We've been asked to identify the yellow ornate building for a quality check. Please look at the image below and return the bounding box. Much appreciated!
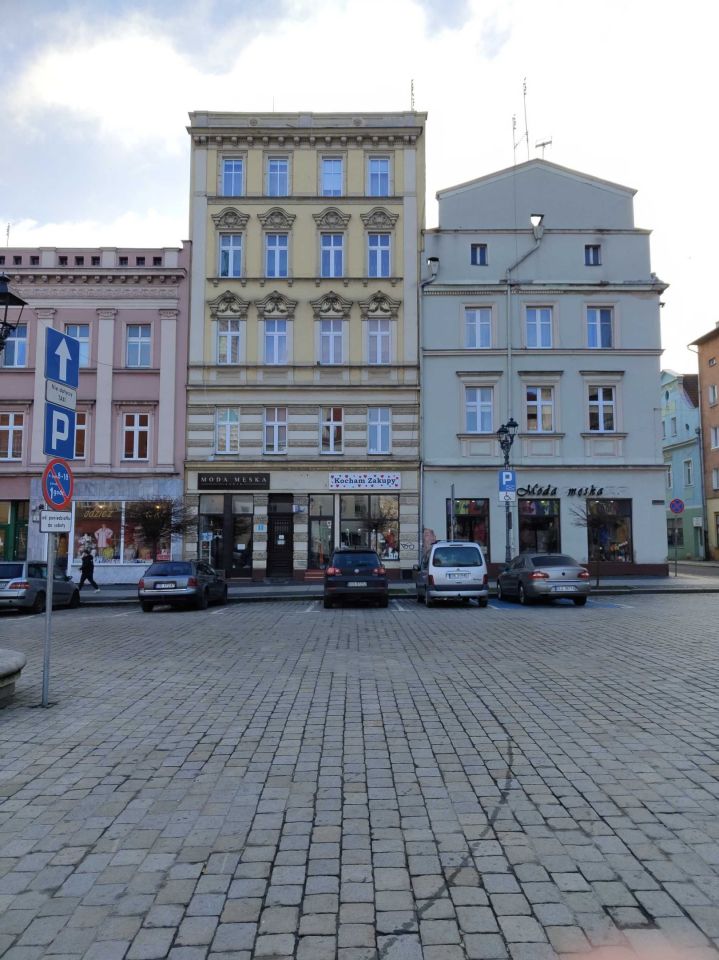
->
[185,112,426,580]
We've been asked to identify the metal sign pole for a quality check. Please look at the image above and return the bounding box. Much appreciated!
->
[42,532,55,707]
[674,529,678,578]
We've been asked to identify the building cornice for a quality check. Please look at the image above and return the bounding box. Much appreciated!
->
[423,283,667,295]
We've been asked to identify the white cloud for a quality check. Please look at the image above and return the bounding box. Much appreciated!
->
[5,210,187,248]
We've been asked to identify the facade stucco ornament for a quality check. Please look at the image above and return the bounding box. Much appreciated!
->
[258,207,296,231]
[359,290,401,319]
[211,207,250,231]
[208,290,250,320]
[255,290,298,320]
[360,207,399,231]
[312,207,351,231]
[309,291,353,320]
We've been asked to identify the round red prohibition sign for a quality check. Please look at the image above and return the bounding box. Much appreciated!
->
[42,458,74,511]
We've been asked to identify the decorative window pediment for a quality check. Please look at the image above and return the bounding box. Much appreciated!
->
[313,206,351,231]
[255,290,298,320]
[361,207,399,231]
[208,290,250,320]
[359,290,401,319]
[258,207,296,230]
[310,291,353,320]
[211,207,250,231]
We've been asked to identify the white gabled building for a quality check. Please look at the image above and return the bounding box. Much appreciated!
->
[421,159,668,574]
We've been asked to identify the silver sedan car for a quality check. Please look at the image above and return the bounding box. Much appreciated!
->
[138,560,227,612]
[496,553,591,605]
[0,561,80,614]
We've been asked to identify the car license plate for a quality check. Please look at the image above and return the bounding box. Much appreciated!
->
[449,572,469,580]
[553,585,574,592]
[155,582,176,589]
[348,581,367,587]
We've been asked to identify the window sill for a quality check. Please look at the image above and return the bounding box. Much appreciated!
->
[581,431,627,438]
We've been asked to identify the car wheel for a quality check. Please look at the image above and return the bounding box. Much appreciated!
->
[323,597,333,609]
[477,598,488,608]
[196,590,209,611]
[32,592,46,614]
[69,590,80,609]
[140,601,154,613]
[573,596,588,606]
[518,584,530,605]
[219,585,228,606]
[379,596,389,608]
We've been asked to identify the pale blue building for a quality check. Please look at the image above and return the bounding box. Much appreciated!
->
[661,370,705,558]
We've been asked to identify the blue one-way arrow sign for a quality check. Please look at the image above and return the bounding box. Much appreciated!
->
[45,328,80,389]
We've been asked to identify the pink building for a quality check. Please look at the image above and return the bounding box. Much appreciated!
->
[0,245,189,582]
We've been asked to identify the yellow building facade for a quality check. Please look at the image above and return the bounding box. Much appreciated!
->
[185,112,426,580]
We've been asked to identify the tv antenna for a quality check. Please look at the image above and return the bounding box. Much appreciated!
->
[410,78,415,110]
[512,78,530,164]
[535,137,552,159]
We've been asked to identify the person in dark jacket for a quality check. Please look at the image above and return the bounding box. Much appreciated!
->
[79,552,100,591]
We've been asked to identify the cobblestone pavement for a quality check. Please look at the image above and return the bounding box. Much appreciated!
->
[1,595,719,960]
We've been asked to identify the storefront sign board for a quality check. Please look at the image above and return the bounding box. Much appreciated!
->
[329,472,401,491]
[198,473,270,490]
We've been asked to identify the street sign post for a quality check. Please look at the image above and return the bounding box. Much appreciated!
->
[668,498,685,578]
[45,328,80,388]
[42,458,74,511]
[44,329,79,459]
[39,511,72,533]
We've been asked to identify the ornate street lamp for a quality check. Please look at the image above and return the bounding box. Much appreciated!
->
[497,417,519,563]
[0,274,28,357]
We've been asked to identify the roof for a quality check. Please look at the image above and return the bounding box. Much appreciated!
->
[683,374,699,408]
[690,324,719,347]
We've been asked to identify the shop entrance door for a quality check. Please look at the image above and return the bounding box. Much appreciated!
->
[267,495,294,578]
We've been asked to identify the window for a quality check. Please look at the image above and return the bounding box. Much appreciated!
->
[666,464,673,488]
[465,308,491,349]
[91,256,100,266]
[152,256,162,266]
[320,407,343,454]
[368,319,390,365]
[587,498,632,562]
[126,324,151,368]
[340,494,399,558]
[57,255,67,265]
[219,234,242,278]
[585,244,601,266]
[709,358,717,367]
[264,319,288,365]
[264,406,287,454]
[368,233,391,278]
[136,256,145,266]
[670,417,677,436]
[683,459,694,486]
[662,420,666,439]
[267,157,289,197]
[321,233,343,277]
[712,467,719,490]
[265,234,288,278]
[321,157,343,197]
[667,517,684,548]
[217,318,242,365]
[367,407,391,454]
[526,306,552,348]
[709,384,718,405]
[367,156,390,196]
[216,408,240,454]
[222,158,244,196]
[519,499,561,553]
[712,426,719,449]
[526,386,554,432]
[119,256,128,266]
[13,255,21,265]
[74,256,84,266]
[319,319,343,365]
[470,244,488,266]
[0,413,23,460]
[587,307,613,348]
[30,255,40,266]
[588,386,616,432]
[0,255,4,264]
[465,387,493,433]
[122,413,149,460]
[65,323,90,367]
[75,412,87,459]
[446,498,490,552]
[1,324,27,367]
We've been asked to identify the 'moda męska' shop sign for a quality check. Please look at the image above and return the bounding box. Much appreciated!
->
[329,472,401,491]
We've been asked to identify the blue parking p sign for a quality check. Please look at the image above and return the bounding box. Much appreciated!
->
[498,470,517,492]
[43,403,76,459]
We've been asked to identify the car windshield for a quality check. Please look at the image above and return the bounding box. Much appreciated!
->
[333,553,379,570]
[433,547,482,567]
[145,562,193,576]
[530,555,576,567]
[0,563,24,578]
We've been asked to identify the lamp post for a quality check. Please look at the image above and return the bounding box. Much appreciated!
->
[497,417,519,564]
[0,274,28,357]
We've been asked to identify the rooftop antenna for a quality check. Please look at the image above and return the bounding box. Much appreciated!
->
[535,137,552,159]
[512,79,530,163]
[410,78,415,111]
[5,223,9,247]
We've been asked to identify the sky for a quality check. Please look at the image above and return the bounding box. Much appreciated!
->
[0,0,716,372]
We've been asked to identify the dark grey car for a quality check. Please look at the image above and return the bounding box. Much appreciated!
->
[496,553,591,605]
[138,560,228,612]
[0,561,80,614]
[323,550,389,608]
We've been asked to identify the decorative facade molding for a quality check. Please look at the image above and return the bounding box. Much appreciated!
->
[255,290,298,320]
[211,207,250,231]
[309,291,353,320]
[158,309,180,321]
[360,207,399,231]
[207,290,250,320]
[34,307,56,320]
[96,308,117,321]
[257,207,296,231]
[358,290,401,320]
[313,207,351,231]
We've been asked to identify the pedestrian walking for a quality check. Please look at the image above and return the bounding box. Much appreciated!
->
[79,551,100,591]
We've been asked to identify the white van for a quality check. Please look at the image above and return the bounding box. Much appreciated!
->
[414,540,489,607]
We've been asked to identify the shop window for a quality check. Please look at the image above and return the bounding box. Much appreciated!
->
[586,498,632,562]
[667,517,684,548]
[340,494,399,559]
[518,499,560,553]
[446,498,489,553]
[73,502,122,563]
[308,494,334,569]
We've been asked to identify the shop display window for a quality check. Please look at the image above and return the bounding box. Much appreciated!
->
[586,498,633,562]
[340,494,399,559]
[72,500,175,564]
[446,498,489,552]
[309,494,334,569]
[518,499,560,553]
